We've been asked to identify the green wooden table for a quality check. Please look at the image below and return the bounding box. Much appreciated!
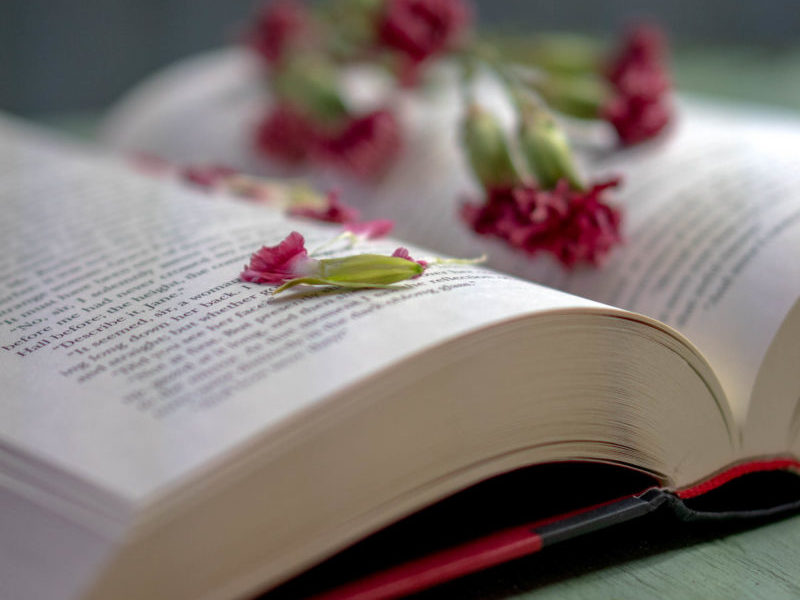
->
[413,509,800,599]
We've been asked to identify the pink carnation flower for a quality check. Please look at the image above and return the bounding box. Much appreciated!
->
[548,181,623,267]
[378,0,470,84]
[255,104,319,165]
[603,24,672,146]
[240,231,317,284]
[611,62,670,103]
[248,0,310,66]
[253,105,402,178]
[288,191,361,224]
[602,95,671,146]
[315,110,402,179]
[607,24,667,86]
[462,179,622,268]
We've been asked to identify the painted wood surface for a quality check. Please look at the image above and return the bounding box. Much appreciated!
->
[414,512,800,599]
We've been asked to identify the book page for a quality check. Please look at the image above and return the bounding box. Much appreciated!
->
[0,115,600,505]
[355,100,800,425]
[524,102,800,424]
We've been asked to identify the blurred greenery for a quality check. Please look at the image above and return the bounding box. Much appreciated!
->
[672,45,800,110]
[491,35,800,112]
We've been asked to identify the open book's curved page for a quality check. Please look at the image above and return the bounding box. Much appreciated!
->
[0,115,599,505]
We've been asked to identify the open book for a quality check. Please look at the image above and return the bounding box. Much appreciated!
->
[3,59,800,600]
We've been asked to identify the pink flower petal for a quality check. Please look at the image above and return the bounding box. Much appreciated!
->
[392,247,428,270]
[241,231,314,284]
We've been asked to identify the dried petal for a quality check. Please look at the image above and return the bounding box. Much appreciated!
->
[241,231,317,284]
[392,247,428,269]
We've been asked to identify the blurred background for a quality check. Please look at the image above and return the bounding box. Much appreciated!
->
[2,0,800,127]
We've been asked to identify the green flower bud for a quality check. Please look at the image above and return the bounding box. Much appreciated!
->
[318,0,384,58]
[461,104,520,188]
[538,74,611,120]
[273,253,424,294]
[518,105,584,190]
[272,54,348,123]
[523,34,603,76]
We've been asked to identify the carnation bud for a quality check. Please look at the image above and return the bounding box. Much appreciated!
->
[319,0,384,57]
[537,74,610,120]
[272,54,348,123]
[524,34,603,75]
[518,105,583,190]
[461,104,520,187]
[273,254,424,294]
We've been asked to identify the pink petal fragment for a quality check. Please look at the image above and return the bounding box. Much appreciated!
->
[392,247,428,270]
[241,231,313,284]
